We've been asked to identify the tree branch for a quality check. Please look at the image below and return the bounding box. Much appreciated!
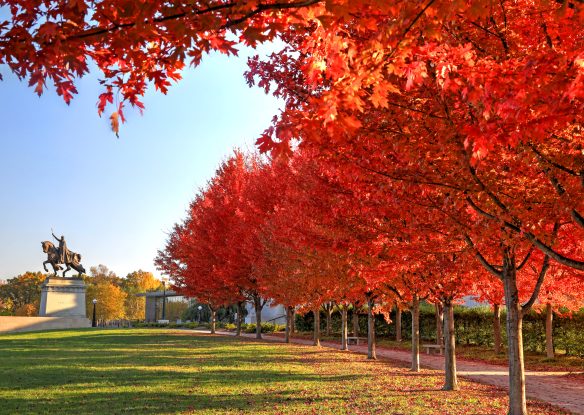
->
[521,255,550,315]
[464,235,503,280]
[522,231,584,271]
[67,0,322,41]
[466,197,584,270]
[516,247,534,270]
[528,142,580,177]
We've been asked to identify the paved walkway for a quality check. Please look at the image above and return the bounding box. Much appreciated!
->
[214,330,584,414]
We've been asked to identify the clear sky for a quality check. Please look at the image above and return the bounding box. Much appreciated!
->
[0,45,282,281]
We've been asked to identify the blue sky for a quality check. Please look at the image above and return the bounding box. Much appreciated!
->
[0,45,281,281]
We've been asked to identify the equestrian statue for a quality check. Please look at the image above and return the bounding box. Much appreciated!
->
[41,232,86,277]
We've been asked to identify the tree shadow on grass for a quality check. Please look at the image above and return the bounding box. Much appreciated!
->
[2,330,456,414]
[1,388,334,414]
[0,330,368,415]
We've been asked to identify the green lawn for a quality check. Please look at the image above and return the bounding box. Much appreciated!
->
[0,329,568,414]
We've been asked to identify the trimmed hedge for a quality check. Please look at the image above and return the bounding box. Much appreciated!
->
[294,306,584,357]
[132,321,287,334]
[241,322,286,334]
[133,321,230,330]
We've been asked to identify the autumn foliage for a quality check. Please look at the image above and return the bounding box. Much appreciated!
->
[3,1,584,414]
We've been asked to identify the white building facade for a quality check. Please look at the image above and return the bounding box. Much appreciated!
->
[244,299,286,325]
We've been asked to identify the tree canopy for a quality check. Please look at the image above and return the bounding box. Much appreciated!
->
[3,1,584,414]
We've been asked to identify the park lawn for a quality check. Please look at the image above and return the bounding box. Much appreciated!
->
[0,329,569,415]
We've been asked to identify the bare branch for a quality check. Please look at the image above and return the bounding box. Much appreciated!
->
[516,247,534,270]
[464,235,503,279]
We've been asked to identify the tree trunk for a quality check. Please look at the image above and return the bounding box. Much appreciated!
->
[313,308,321,346]
[443,300,458,390]
[254,296,262,339]
[236,301,243,336]
[493,303,502,354]
[341,307,348,351]
[546,303,554,359]
[285,306,291,343]
[326,306,332,337]
[291,309,296,334]
[411,294,420,372]
[435,302,444,345]
[367,296,376,360]
[503,251,527,415]
[352,307,359,336]
[396,307,402,342]
[210,308,216,334]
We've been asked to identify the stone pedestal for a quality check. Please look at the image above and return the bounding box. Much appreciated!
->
[39,277,87,318]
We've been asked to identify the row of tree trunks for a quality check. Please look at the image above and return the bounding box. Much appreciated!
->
[311,265,539,415]
[213,253,542,415]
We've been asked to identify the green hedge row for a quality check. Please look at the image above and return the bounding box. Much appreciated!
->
[295,306,584,357]
[133,321,286,334]
[134,321,215,329]
[240,322,286,334]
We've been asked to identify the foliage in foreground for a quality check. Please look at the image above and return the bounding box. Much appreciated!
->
[0,329,568,415]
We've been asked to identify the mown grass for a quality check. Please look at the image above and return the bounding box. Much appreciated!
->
[0,329,569,414]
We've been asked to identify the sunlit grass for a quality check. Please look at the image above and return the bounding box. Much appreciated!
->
[0,329,568,414]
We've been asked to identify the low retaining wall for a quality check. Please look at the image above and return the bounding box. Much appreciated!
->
[0,316,91,334]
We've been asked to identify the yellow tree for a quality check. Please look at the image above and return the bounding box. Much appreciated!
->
[122,270,161,320]
[0,272,46,315]
[86,281,127,321]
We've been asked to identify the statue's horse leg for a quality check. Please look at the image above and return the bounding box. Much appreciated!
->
[51,262,62,276]
[63,264,71,278]
[43,260,50,273]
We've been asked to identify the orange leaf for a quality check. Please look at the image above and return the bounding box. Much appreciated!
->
[110,111,120,138]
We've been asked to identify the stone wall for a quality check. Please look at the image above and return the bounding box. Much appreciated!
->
[0,316,91,334]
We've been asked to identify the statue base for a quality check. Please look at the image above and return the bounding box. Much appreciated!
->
[39,277,87,318]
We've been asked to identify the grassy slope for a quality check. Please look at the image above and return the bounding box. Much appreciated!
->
[0,329,569,415]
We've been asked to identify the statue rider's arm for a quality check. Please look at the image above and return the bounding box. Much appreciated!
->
[52,232,60,242]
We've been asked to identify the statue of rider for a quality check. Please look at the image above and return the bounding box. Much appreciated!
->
[52,232,71,264]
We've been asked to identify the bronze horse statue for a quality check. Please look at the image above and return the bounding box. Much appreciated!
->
[41,241,86,277]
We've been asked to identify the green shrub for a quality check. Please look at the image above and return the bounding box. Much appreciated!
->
[243,322,285,333]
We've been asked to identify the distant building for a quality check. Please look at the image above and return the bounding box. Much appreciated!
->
[136,290,191,321]
[245,299,286,325]
[462,295,488,308]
